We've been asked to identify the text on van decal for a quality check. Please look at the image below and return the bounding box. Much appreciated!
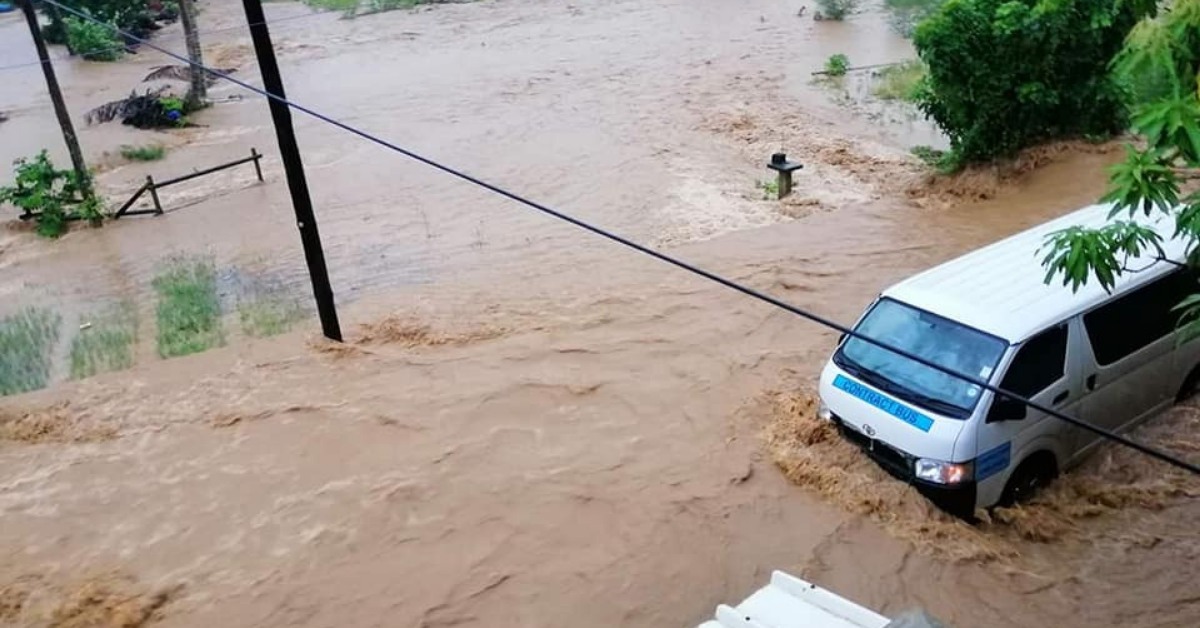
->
[832,375,934,433]
[976,441,1011,481]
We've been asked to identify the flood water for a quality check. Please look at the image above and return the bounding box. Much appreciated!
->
[1,1,1196,627]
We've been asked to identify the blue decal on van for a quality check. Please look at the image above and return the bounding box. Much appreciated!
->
[976,442,1012,481]
[832,375,934,432]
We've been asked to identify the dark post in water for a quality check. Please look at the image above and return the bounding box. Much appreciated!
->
[241,0,342,341]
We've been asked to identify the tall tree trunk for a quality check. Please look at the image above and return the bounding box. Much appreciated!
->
[19,0,91,197]
[178,0,206,110]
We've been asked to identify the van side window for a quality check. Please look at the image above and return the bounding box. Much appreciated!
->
[1083,269,1198,366]
[999,325,1068,397]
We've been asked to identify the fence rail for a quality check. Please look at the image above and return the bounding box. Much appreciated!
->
[113,148,265,219]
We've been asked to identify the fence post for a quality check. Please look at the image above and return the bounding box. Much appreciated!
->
[146,175,163,215]
[251,147,264,182]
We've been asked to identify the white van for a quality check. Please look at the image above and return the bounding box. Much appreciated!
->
[817,203,1200,516]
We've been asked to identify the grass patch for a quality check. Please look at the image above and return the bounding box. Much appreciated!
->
[153,257,225,358]
[303,0,452,18]
[0,307,62,396]
[119,144,166,162]
[756,178,779,200]
[238,297,304,338]
[872,60,926,103]
[911,145,961,174]
[70,302,137,380]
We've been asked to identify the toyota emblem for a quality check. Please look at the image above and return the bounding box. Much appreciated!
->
[863,424,876,437]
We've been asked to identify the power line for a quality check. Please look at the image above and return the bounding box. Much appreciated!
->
[0,8,338,72]
[41,0,1200,477]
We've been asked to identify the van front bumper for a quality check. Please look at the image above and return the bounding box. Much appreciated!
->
[832,416,976,519]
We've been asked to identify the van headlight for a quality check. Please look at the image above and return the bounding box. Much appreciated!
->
[914,459,973,485]
[817,400,832,422]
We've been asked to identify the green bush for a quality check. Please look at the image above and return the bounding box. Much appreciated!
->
[824,54,850,77]
[914,0,1137,165]
[0,151,86,238]
[65,16,124,62]
[816,0,858,20]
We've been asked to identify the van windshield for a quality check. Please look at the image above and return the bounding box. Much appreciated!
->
[833,298,1007,419]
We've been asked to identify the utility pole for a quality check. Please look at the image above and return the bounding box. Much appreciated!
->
[19,0,92,197]
[177,0,207,110]
[241,0,342,341]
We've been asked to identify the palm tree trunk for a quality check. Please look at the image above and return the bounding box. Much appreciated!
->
[178,0,206,110]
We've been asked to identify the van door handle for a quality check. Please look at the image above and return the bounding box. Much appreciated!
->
[1086,374,1097,391]
[1052,390,1069,405]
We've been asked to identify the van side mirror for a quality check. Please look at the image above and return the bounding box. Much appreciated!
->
[986,396,1026,423]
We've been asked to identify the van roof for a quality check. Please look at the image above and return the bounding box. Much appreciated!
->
[883,203,1190,344]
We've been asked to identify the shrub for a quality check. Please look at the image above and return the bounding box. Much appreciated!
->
[816,0,858,20]
[824,54,850,77]
[0,151,86,238]
[64,16,124,62]
[913,0,1137,165]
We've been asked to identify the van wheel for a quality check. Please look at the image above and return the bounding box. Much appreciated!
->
[1176,365,1200,402]
[999,456,1056,507]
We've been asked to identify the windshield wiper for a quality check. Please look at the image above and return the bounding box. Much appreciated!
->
[894,388,967,419]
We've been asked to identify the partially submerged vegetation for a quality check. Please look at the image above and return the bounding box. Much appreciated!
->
[871,60,925,103]
[0,151,103,238]
[823,54,850,77]
[0,308,62,396]
[302,0,465,19]
[70,302,138,380]
[120,144,166,161]
[153,257,225,358]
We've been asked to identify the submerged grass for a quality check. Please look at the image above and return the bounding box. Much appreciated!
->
[238,296,304,338]
[70,302,137,380]
[872,60,926,103]
[0,308,62,396]
[153,257,225,358]
[119,144,166,162]
[302,0,455,18]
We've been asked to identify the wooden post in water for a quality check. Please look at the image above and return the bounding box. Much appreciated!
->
[19,0,92,197]
[241,0,342,342]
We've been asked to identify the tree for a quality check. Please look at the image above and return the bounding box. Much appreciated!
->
[177,0,206,109]
[1042,0,1200,332]
[913,0,1137,167]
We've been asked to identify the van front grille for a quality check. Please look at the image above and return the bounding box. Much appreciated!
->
[834,416,913,480]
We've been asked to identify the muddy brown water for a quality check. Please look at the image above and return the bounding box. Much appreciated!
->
[1,0,1197,627]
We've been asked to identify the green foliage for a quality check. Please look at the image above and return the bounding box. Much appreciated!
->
[64,16,124,62]
[70,302,137,380]
[0,307,62,396]
[1041,0,1200,337]
[756,178,779,200]
[816,0,858,20]
[824,54,850,77]
[153,257,225,358]
[0,151,86,238]
[913,0,1137,165]
[872,60,927,102]
[120,144,167,161]
[910,145,959,173]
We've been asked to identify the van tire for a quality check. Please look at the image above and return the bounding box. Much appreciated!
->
[998,454,1057,507]
[1176,364,1200,402]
